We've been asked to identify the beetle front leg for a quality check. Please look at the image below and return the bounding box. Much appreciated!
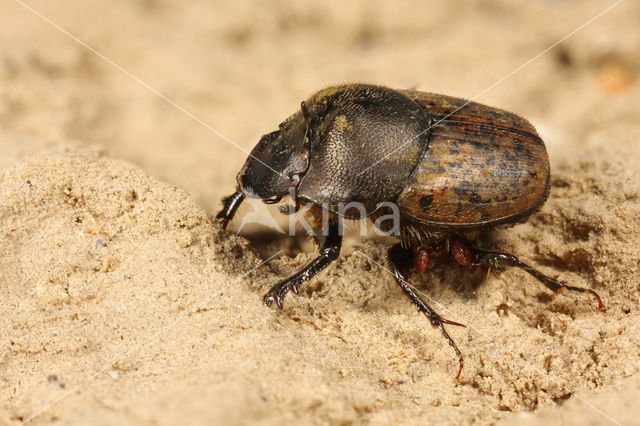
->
[216,189,245,230]
[452,240,603,311]
[388,243,466,379]
[264,218,342,309]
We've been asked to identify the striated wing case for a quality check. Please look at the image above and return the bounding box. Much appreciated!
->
[397,92,550,228]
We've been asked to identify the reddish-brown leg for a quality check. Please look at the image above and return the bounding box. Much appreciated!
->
[451,239,475,270]
[413,247,429,274]
[450,237,603,312]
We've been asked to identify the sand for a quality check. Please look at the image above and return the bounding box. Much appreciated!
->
[1,1,639,425]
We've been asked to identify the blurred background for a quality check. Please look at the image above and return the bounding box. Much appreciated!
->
[1,0,638,216]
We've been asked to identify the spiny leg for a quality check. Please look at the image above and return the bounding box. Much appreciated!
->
[264,218,342,309]
[451,239,603,311]
[388,243,466,379]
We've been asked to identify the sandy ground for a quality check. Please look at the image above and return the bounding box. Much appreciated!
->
[1,1,639,425]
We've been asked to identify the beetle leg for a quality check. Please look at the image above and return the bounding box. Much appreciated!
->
[216,190,245,230]
[413,247,429,274]
[388,243,466,379]
[457,241,603,312]
[264,219,342,309]
[451,239,476,271]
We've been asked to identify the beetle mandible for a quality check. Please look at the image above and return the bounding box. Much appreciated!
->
[217,84,602,378]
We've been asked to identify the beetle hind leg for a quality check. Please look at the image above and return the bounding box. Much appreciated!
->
[388,243,466,379]
[453,239,603,312]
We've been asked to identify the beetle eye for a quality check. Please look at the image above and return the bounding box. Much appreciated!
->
[289,173,301,183]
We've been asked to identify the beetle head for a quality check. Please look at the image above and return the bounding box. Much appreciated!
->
[237,103,311,202]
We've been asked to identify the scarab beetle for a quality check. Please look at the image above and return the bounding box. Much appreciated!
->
[217,83,602,378]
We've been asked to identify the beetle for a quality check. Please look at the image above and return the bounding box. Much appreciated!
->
[217,83,602,378]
